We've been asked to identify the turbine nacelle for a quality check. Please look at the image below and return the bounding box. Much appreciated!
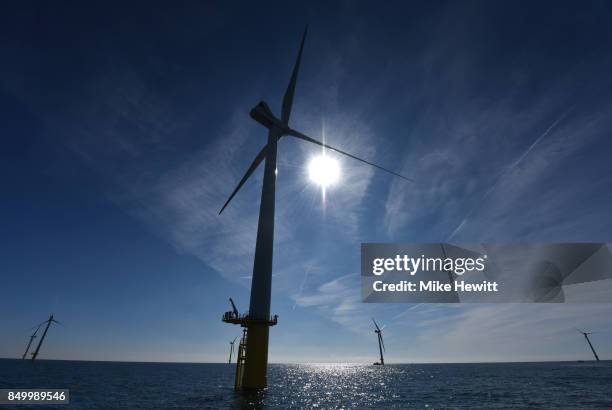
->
[249,101,288,134]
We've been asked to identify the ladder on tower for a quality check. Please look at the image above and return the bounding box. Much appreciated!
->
[234,330,247,391]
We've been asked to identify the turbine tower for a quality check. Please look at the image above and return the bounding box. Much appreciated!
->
[372,318,386,365]
[228,336,238,363]
[576,329,600,361]
[31,314,60,361]
[22,323,42,360]
[220,27,410,389]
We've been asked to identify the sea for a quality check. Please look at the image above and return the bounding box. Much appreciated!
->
[1,359,611,409]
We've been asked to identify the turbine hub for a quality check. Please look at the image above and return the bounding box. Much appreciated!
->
[249,101,288,136]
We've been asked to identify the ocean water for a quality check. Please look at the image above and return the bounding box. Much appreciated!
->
[1,359,611,409]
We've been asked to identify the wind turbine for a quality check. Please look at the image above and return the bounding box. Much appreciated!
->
[220,27,410,389]
[31,314,60,361]
[576,329,600,361]
[372,318,386,365]
[228,336,238,363]
[22,323,43,360]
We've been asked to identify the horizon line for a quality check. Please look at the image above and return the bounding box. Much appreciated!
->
[1,357,607,365]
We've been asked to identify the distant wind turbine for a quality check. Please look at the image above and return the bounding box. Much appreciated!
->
[22,323,43,360]
[220,27,410,389]
[576,328,600,361]
[31,314,60,361]
[228,336,238,363]
[372,318,386,366]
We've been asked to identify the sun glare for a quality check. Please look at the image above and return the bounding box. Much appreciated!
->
[308,155,340,187]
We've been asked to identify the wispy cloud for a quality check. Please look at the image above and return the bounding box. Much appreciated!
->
[447,104,577,240]
[404,304,612,363]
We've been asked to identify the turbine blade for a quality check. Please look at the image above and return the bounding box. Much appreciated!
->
[372,318,381,331]
[287,129,413,182]
[281,25,308,125]
[380,334,386,352]
[219,145,268,214]
[30,322,45,331]
[232,336,238,343]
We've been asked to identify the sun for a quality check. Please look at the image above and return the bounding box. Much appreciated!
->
[308,154,340,187]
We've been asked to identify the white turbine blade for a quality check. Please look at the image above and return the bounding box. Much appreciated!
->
[281,26,308,125]
[287,129,413,182]
[219,145,268,214]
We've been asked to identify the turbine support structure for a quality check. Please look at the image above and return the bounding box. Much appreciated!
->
[242,130,278,389]
[582,332,600,361]
[222,310,278,390]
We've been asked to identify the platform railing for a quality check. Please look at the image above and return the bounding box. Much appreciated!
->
[222,311,278,326]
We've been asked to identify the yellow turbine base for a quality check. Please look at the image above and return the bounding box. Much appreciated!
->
[241,325,269,389]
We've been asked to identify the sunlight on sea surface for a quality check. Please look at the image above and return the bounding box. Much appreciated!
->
[1,359,611,409]
[269,364,402,408]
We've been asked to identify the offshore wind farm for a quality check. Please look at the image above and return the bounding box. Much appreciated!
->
[3,1,612,409]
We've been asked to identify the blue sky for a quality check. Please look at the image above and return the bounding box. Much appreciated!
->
[2,1,612,363]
